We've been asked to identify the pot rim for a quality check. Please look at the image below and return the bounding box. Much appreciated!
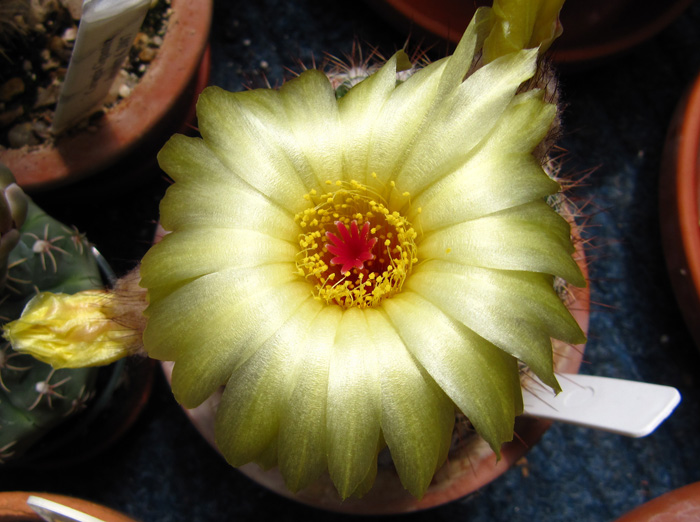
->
[660,72,700,349]
[0,491,137,522]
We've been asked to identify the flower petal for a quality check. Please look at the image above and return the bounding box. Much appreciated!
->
[158,135,298,240]
[418,201,585,286]
[407,261,585,389]
[383,291,522,454]
[140,229,298,290]
[411,90,559,229]
[338,51,410,185]
[434,7,493,98]
[196,86,312,212]
[214,298,323,467]
[349,447,380,499]
[278,306,341,492]
[392,48,539,206]
[325,307,382,499]
[4,291,138,368]
[365,308,454,498]
[143,265,310,407]
[279,70,343,186]
[364,6,494,192]
[365,59,447,189]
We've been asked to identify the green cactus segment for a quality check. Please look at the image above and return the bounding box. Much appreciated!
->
[0,187,102,462]
[9,202,103,297]
[0,355,96,462]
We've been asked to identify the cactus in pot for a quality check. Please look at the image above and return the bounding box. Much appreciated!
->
[2,0,589,508]
[0,163,105,463]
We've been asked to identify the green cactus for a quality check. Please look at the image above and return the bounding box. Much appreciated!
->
[0,164,103,463]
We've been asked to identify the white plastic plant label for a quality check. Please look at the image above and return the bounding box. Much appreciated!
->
[522,373,681,437]
[52,0,152,133]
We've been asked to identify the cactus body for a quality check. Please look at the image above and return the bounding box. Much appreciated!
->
[0,166,103,462]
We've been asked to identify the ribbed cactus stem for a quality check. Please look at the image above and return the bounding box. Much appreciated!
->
[0,163,105,463]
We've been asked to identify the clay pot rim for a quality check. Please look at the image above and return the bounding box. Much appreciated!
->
[0,0,213,190]
[0,491,137,522]
[660,71,700,348]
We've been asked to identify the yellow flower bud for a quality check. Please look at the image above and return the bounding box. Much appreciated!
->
[4,291,138,368]
[484,0,565,63]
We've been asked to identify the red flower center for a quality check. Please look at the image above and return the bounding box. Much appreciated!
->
[325,220,378,275]
[294,181,417,308]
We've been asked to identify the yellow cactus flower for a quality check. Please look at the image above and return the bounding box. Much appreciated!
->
[139,5,584,500]
[1,0,580,501]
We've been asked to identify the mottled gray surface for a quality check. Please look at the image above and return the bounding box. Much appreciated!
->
[3,1,700,521]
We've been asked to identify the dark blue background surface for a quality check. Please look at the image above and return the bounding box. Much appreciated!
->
[3,1,700,520]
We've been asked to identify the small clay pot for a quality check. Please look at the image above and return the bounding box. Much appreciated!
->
[0,0,212,192]
[0,491,137,522]
[660,71,700,349]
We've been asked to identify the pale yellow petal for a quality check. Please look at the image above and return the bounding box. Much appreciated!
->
[278,305,342,492]
[159,180,298,240]
[215,298,323,466]
[434,7,493,98]
[326,307,382,499]
[367,2,490,190]
[418,201,584,285]
[279,70,343,186]
[140,229,298,290]
[392,49,539,208]
[196,87,311,212]
[158,135,298,240]
[143,265,311,407]
[365,308,454,498]
[365,9,493,188]
[349,446,380,499]
[411,91,559,229]
[383,291,522,454]
[338,51,410,184]
[366,60,448,189]
[407,261,584,389]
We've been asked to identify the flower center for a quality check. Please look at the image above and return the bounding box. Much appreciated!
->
[295,178,418,309]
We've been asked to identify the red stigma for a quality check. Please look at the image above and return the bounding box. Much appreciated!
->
[325,220,377,274]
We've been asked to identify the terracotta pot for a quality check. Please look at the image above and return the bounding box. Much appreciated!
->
[615,482,700,522]
[660,71,700,349]
[0,0,212,192]
[160,239,590,514]
[0,491,137,522]
[367,0,693,67]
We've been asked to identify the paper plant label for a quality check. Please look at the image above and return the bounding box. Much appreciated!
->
[51,0,152,134]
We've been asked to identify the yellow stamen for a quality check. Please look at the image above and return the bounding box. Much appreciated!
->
[294,180,418,309]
